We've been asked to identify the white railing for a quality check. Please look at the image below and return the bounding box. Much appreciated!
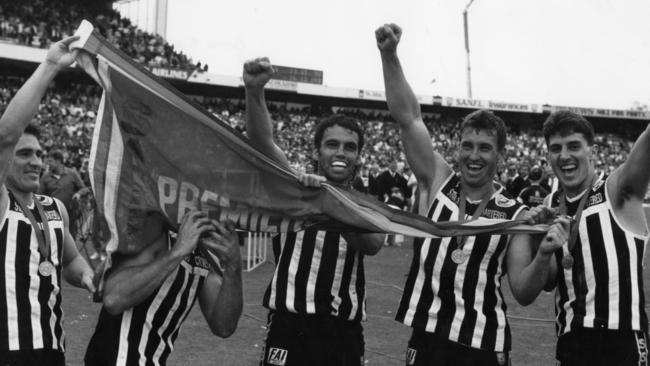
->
[243,232,269,272]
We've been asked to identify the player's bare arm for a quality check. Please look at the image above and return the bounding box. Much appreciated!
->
[243,57,291,168]
[376,23,450,213]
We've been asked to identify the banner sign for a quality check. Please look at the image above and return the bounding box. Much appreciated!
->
[550,105,650,120]
[442,97,543,114]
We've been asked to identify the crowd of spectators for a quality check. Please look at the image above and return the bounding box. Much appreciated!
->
[0,76,100,169]
[200,97,647,204]
[0,0,202,70]
[0,75,642,201]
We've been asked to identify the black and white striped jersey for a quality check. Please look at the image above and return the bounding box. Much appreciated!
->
[262,230,366,322]
[0,192,65,352]
[84,250,211,366]
[396,173,525,352]
[548,174,648,335]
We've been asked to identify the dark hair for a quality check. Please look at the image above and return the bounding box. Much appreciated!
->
[459,109,507,151]
[543,110,594,145]
[529,165,543,181]
[23,124,41,139]
[49,150,64,162]
[314,114,364,152]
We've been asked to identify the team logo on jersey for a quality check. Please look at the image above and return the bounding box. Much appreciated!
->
[36,195,54,206]
[588,193,603,207]
[406,348,417,365]
[45,210,62,221]
[448,188,458,204]
[495,195,516,208]
[592,178,605,191]
[189,253,211,271]
[267,347,288,365]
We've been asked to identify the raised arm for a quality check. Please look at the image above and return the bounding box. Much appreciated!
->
[376,24,451,209]
[102,210,215,314]
[0,36,79,186]
[610,124,650,204]
[197,220,243,337]
[243,57,291,168]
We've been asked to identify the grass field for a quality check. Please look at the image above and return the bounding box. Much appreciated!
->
[62,208,650,366]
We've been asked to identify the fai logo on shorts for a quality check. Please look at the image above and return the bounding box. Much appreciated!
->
[406,348,416,365]
[267,347,288,366]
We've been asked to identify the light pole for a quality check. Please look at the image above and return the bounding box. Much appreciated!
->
[463,0,476,99]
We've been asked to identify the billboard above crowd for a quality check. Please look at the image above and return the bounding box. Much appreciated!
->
[549,105,650,120]
[435,96,544,114]
[272,65,323,85]
[149,66,191,80]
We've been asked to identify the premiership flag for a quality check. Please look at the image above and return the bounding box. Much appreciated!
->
[69,21,544,272]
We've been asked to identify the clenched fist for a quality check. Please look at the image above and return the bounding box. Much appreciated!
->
[243,57,274,90]
[375,23,402,53]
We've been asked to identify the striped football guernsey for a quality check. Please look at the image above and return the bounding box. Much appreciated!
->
[548,174,648,335]
[84,249,211,366]
[396,173,526,352]
[0,192,65,353]
[262,230,366,322]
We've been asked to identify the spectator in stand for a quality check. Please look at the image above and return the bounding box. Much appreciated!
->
[376,160,410,204]
[506,162,529,197]
[384,184,408,247]
[404,165,418,210]
[352,164,370,194]
[39,149,85,211]
[517,165,549,207]
[368,163,381,199]
[541,161,559,193]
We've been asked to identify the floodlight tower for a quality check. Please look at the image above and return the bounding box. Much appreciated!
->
[463,0,475,99]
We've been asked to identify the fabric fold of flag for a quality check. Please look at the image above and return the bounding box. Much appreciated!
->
[69,20,547,270]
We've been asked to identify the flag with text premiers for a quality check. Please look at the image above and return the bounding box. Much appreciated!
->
[71,21,545,265]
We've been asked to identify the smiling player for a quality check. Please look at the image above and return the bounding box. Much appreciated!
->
[242,57,384,366]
